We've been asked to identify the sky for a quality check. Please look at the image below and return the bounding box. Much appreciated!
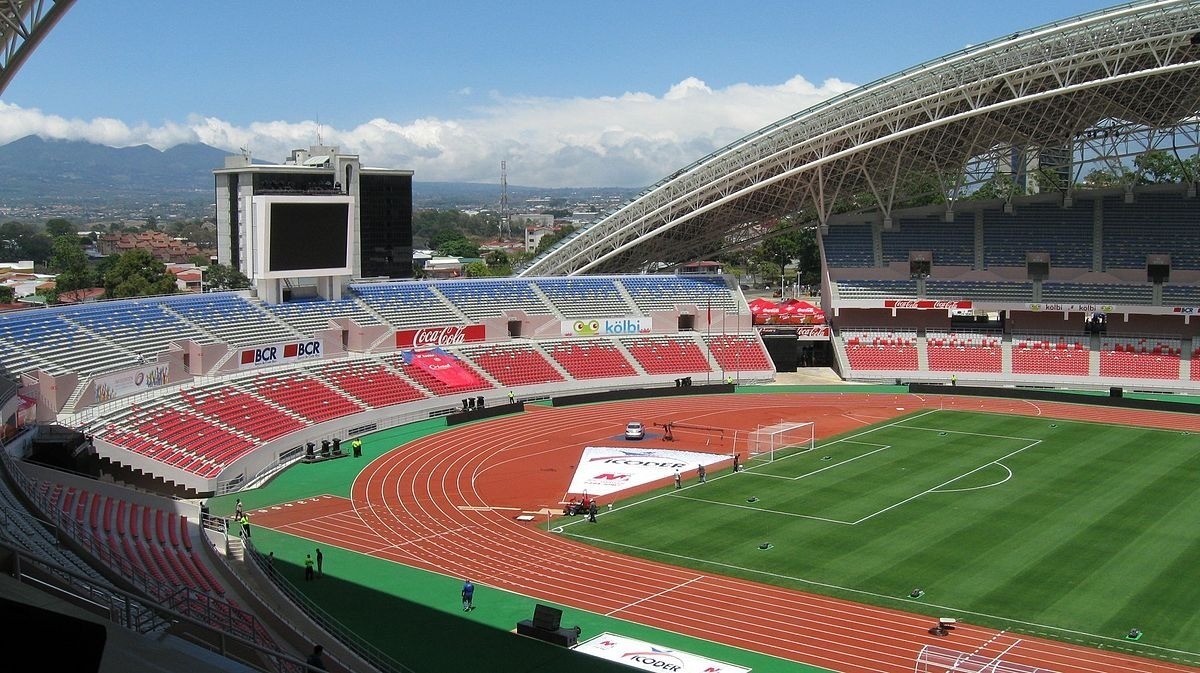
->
[0,0,1120,188]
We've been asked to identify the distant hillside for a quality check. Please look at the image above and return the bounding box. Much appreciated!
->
[0,136,642,213]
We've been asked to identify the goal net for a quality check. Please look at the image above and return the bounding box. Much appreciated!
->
[733,421,814,464]
[914,644,1058,673]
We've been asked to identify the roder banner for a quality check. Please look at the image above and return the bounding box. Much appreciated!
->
[560,317,652,337]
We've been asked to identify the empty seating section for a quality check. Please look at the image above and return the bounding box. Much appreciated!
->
[180,385,305,441]
[1194,349,1200,382]
[261,298,383,335]
[535,277,631,317]
[168,293,298,346]
[983,202,1092,268]
[348,282,462,327]
[434,279,552,322]
[823,224,874,267]
[704,335,774,371]
[1011,334,1089,376]
[458,343,564,387]
[244,372,363,423]
[925,331,1002,373]
[317,359,427,408]
[117,404,254,475]
[52,485,222,596]
[624,335,712,375]
[69,299,211,357]
[1099,336,1181,379]
[1103,193,1200,270]
[834,279,918,299]
[1041,282,1152,305]
[618,275,736,314]
[0,309,136,376]
[543,339,639,379]
[925,280,1032,301]
[882,218,975,265]
[381,353,493,396]
[1162,285,1200,305]
[842,330,918,370]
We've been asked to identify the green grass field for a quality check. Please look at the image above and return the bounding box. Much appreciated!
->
[560,409,1200,664]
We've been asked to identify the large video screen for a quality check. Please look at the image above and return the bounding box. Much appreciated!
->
[267,202,350,272]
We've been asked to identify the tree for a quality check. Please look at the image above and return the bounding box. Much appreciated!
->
[0,221,52,264]
[534,225,577,255]
[0,285,13,304]
[437,236,480,258]
[103,249,178,299]
[203,263,251,291]
[1134,150,1195,184]
[44,218,76,238]
[48,235,93,302]
[484,250,509,268]
[463,260,491,278]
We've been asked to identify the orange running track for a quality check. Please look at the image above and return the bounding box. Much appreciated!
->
[256,392,1200,673]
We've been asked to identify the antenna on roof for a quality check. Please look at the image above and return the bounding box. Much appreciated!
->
[316,112,323,145]
[239,147,251,163]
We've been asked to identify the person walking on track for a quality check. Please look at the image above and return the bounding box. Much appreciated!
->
[674,469,681,489]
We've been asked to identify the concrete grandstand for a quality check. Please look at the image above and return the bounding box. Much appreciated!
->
[2,2,1200,673]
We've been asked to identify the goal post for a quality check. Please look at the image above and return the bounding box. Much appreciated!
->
[914,644,1058,673]
[734,421,814,463]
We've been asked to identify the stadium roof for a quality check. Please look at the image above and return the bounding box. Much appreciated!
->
[519,0,1200,277]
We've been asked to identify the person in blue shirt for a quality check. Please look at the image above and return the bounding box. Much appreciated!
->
[461,579,475,611]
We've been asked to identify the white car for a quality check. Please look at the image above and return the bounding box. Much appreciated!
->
[624,421,645,440]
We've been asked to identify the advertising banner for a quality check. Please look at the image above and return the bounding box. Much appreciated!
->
[395,324,486,349]
[95,364,171,403]
[402,348,480,387]
[883,299,972,310]
[560,317,653,337]
[566,446,728,498]
[575,632,751,673]
[237,339,324,370]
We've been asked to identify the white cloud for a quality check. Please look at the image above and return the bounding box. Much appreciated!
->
[0,75,855,188]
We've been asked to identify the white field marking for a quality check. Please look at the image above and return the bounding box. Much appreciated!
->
[457,505,520,511]
[851,439,1041,525]
[607,575,705,617]
[560,532,1200,660]
[891,423,1041,443]
[935,463,1012,492]
[745,408,940,471]
[670,493,855,525]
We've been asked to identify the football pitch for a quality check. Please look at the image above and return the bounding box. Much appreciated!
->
[560,409,1200,663]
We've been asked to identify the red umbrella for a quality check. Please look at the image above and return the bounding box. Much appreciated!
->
[748,297,780,315]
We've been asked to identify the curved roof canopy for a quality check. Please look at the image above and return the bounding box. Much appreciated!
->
[0,0,75,97]
[520,0,1200,277]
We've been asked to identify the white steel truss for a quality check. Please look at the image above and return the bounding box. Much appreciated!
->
[0,0,75,96]
[519,0,1200,277]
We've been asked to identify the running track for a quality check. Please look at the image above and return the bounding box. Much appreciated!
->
[255,393,1200,673]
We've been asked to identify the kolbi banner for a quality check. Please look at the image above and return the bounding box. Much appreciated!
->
[560,317,652,337]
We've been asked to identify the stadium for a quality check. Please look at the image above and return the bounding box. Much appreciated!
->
[1,2,1200,673]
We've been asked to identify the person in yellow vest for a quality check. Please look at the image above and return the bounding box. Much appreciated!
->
[351,437,363,457]
[304,554,314,581]
[239,513,251,538]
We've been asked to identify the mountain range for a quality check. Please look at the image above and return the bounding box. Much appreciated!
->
[0,135,640,215]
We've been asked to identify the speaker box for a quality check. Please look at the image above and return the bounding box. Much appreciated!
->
[531,603,562,631]
[1110,387,1123,398]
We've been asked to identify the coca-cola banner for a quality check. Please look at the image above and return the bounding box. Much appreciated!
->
[883,299,973,310]
[395,324,486,349]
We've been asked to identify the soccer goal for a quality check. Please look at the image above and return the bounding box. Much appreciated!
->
[733,421,814,463]
[914,644,1058,673]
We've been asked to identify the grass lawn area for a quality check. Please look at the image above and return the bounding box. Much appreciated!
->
[560,409,1200,663]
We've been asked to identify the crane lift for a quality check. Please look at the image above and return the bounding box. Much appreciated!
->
[652,421,726,443]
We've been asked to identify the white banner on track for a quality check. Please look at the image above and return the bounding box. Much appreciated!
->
[574,632,751,672]
[566,446,729,498]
